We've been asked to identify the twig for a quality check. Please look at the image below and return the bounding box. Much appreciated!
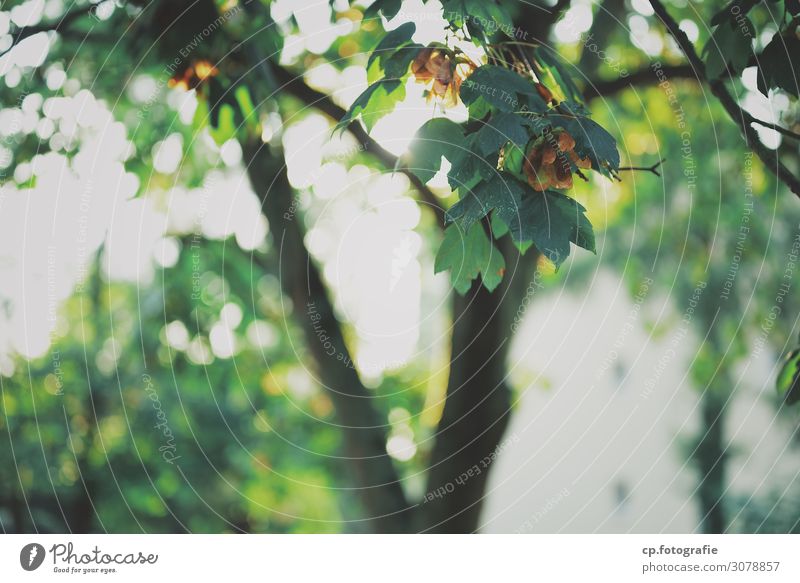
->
[649,0,800,197]
[618,158,665,177]
[548,0,572,24]
[497,41,542,50]
[747,116,800,141]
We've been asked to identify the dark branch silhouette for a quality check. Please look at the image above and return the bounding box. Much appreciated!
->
[649,0,800,197]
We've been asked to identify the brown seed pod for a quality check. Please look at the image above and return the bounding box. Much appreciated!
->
[523,128,587,191]
[535,82,555,105]
[411,45,473,106]
[168,59,218,91]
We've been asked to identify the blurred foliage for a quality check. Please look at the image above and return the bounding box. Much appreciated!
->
[1,0,800,533]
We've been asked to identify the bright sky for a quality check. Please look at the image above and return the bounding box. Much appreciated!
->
[0,0,786,376]
[0,0,451,380]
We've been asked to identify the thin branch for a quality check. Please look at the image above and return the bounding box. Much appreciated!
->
[547,0,573,25]
[0,4,97,59]
[583,64,697,100]
[649,0,800,197]
[269,63,445,228]
[618,158,665,177]
[497,40,541,50]
[747,116,800,141]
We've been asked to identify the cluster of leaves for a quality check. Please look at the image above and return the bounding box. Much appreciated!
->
[699,0,800,406]
[340,9,620,293]
[185,62,261,146]
[137,0,282,146]
[0,241,355,533]
[703,0,800,96]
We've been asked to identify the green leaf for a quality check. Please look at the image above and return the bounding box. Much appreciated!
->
[440,0,467,27]
[777,348,800,405]
[515,239,535,254]
[473,111,531,156]
[441,0,514,40]
[491,210,509,238]
[536,47,584,103]
[475,1,515,33]
[503,189,596,268]
[336,79,405,133]
[405,118,466,182]
[502,142,526,178]
[467,0,514,40]
[192,96,210,134]
[574,207,597,252]
[756,34,800,96]
[234,85,258,132]
[209,103,237,146]
[553,115,620,175]
[446,172,594,268]
[481,241,506,292]
[560,100,591,118]
[364,0,403,20]
[446,133,499,191]
[383,43,424,78]
[710,0,759,26]
[467,95,493,120]
[367,22,416,70]
[460,65,547,112]
[435,223,505,293]
[446,149,486,191]
[199,78,245,146]
[445,191,488,232]
[446,172,526,231]
[702,17,755,79]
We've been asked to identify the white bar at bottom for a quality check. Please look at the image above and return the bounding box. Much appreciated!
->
[1,535,797,582]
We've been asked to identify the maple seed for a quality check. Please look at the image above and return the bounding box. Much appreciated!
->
[411,46,473,106]
[169,59,219,91]
[523,128,591,191]
[535,82,555,105]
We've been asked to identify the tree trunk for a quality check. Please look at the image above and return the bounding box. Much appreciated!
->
[421,241,536,532]
[242,139,412,532]
[694,389,728,533]
[69,259,105,533]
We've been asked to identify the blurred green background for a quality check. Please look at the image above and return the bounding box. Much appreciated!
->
[1,0,800,533]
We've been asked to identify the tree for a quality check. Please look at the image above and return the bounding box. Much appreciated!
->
[1,0,799,534]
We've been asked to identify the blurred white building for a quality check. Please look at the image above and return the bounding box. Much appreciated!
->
[481,270,800,533]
